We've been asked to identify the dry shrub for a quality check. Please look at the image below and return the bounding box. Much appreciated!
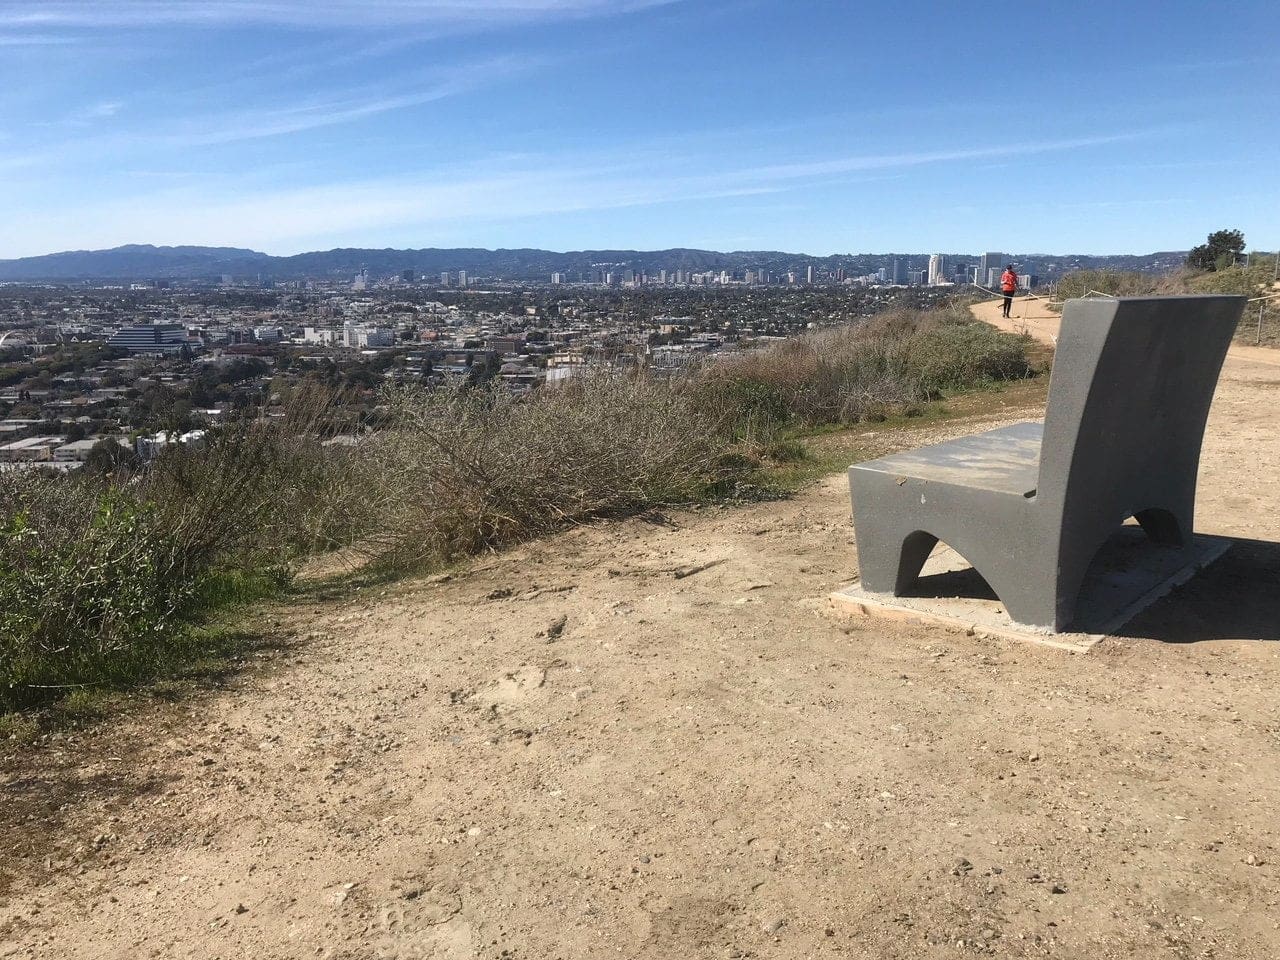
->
[141,386,372,575]
[905,321,1032,392]
[702,302,1031,428]
[1051,269,1192,301]
[1053,262,1277,342]
[361,372,734,565]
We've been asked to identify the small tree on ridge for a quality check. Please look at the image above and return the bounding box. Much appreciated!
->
[1187,229,1246,272]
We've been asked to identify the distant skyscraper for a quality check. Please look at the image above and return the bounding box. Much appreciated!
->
[805,265,815,284]
[440,271,451,287]
[927,254,946,285]
[551,272,564,284]
[979,252,1004,288]
[457,270,468,287]
[891,259,906,284]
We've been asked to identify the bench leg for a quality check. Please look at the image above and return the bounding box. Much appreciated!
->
[855,523,938,596]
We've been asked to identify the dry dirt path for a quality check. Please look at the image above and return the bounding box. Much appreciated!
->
[3,324,1280,959]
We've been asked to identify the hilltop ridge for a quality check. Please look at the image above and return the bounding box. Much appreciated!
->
[0,244,1189,282]
[3,347,1280,956]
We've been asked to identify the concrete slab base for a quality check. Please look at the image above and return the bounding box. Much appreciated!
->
[830,528,1233,653]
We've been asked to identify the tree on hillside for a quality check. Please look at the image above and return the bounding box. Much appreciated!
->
[1187,229,1246,272]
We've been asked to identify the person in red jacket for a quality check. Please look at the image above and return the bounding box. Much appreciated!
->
[1000,265,1018,318]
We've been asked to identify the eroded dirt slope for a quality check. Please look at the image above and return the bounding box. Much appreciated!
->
[2,336,1279,959]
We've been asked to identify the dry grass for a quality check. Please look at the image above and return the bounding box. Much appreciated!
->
[356,373,736,566]
[1052,258,1279,344]
[700,301,1033,430]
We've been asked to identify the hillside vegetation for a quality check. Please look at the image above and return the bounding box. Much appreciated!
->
[0,300,1033,713]
[1052,254,1279,344]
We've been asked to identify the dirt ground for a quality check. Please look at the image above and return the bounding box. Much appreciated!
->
[3,305,1280,959]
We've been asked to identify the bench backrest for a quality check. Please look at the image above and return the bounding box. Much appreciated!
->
[1037,295,1245,517]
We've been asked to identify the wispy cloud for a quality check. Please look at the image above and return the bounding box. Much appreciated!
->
[740,133,1158,182]
[154,56,536,145]
[0,0,680,30]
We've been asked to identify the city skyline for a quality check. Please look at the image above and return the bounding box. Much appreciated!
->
[0,1,1277,258]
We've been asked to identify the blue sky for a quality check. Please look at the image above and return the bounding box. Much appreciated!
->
[0,0,1276,257]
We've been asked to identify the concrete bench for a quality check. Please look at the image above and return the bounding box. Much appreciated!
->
[847,295,1247,631]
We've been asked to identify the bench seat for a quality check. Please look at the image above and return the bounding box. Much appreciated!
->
[852,421,1042,497]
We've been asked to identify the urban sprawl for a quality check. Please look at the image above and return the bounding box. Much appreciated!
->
[0,251,1033,470]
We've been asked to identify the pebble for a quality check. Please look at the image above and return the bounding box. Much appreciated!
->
[761,917,786,934]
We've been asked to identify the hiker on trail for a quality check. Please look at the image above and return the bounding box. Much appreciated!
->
[1000,265,1018,318]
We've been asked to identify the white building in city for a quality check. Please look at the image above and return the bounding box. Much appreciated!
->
[303,326,340,345]
[343,322,394,349]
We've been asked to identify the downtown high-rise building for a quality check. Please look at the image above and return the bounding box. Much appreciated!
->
[979,252,1004,288]
[927,254,946,285]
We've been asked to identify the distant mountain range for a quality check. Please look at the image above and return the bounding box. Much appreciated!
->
[0,243,1190,282]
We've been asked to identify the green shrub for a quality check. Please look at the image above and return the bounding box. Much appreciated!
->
[906,322,1032,392]
[704,303,1031,428]
[0,400,368,711]
[0,478,191,710]
[1052,269,1171,300]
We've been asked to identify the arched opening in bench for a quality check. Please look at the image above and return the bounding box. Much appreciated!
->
[895,532,1000,602]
